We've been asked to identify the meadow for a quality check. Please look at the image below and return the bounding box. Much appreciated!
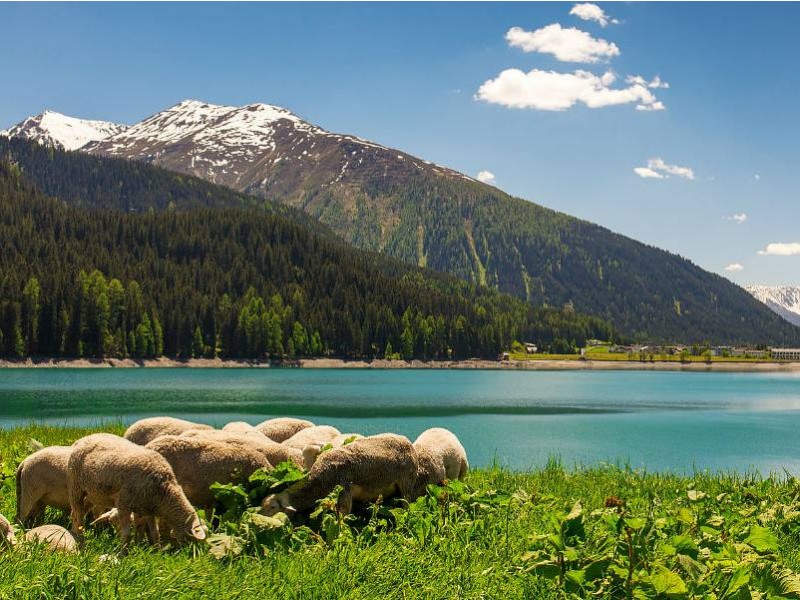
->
[3,425,800,599]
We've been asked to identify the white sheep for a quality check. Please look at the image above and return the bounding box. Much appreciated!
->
[261,433,418,517]
[24,524,78,554]
[15,445,71,526]
[282,425,341,451]
[145,435,272,509]
[68,433,206,546]
[255,417,314,442]
[300,432,364,470]
[413,428,469,481]
[221,421,261,435]
[178,429,305,469]
[124,417,213,446]
[0,513,16,549]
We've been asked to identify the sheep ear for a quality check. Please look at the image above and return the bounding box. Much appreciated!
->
[284,506,297,517]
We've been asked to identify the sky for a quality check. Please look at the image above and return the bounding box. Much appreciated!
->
[1,2,798,286]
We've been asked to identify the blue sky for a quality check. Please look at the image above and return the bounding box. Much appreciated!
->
[1,2,798,285]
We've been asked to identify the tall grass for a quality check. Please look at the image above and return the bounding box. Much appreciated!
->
[2,426,800,598]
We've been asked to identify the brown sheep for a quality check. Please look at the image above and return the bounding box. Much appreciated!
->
[25,524,78,554]
[179,429,305,469]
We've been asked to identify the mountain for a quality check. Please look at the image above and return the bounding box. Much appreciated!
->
[0,111,127,151]
[746,285,800,328]
[0,140,614,360]
[4,101,799,345]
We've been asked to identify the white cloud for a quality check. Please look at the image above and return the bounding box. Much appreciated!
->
[758,242,800,256]
[753,174,761,181]
[626,75,669,89]
[634,158,695,180]
[505,24,620,63]
[569,3,618,27]
[476,69,664,112]
[724,263,745,272]
[476,170,496,185]
[724,213,747,224]
[633,167,663,179]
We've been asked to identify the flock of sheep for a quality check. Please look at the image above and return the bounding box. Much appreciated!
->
[0,416,469,555]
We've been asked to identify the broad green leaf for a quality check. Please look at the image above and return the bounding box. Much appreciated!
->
[745,525,778,554]
[687,490,707,502]
[649,567,687,596]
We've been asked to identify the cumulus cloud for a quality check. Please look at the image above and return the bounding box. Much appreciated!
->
[724,213,747,224]
[633,167,663,179]
[634,158,695,180]
[724,263,745,272]
[476,69,664,112]
[505,24,619,63]
[476,170,496,185]
[569,3,618,27]
[758,243,800,256]
[626,75,669,89]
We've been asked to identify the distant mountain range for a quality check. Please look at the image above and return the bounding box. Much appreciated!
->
[746,286,800,328]
[3,101,799,345]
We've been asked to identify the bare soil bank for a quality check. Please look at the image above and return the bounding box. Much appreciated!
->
[1,356,799,372]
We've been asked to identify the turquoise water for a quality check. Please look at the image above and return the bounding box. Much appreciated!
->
[1,368,800,473]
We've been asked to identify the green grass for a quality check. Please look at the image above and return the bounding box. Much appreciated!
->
[3,426,800,599]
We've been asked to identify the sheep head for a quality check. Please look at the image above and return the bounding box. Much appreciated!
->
[260,491,296,517]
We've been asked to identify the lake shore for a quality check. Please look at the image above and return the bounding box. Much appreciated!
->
[1,356,798,372]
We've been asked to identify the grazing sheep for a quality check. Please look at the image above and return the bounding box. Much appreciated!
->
[16,445,71,526]
[179,429,305,469]
[413,428,469,481]
[0,513,16,548]
[146,435,272,509]
[261,433,418,517]
[300,433,363,470]
[255,417,314,442]
[221,421,261,435]
[25,525,78,554]
[124,417,213,446]
[68,433,206,546]
[282,425,341,451]
[413,446,448,498]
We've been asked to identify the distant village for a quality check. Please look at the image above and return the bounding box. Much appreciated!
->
[504,340,800,362]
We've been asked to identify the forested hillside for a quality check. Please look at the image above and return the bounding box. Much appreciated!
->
[0,159,613,360]
[47,99,798,345]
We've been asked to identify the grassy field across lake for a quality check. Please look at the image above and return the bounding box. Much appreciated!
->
[3,426,800,599]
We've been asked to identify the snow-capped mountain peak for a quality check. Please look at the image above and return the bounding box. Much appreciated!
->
[0,110,127,151]
[746,285,800,327]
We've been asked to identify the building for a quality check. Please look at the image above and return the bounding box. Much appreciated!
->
[523,343,538,354]
[772,348,800,361]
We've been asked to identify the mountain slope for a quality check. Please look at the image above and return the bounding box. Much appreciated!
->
[5,101,799,344]
[0,111,126,151]
[746,285,800,328]
[0,141,613,360]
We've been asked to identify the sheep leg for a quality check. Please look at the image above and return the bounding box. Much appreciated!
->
[113,505,134,552]
[68,487,90,542]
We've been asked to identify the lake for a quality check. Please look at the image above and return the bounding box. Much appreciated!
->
[1,368,800,473]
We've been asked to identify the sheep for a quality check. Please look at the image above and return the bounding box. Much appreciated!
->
[145,435,272,509]
[68,433,206,546]
[15,445,71,526]
[255,417,314,442]
[123,417,213,446]
[178,429,306,469]
[300,432,364,470]
[0,513,16,549]
[282,425,341,451]
[24,525,78,554]
[221,421,261,435]
[261,433,418,517]
[413,428,469,481]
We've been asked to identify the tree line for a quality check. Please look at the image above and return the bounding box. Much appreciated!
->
[0,160,614,360]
